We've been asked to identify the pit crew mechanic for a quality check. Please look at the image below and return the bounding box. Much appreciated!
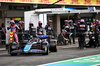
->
[7,20,20,47]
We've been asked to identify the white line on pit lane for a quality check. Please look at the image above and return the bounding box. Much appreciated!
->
[37,54,100,66]
[92,64,100,66]
[0,48,6,51]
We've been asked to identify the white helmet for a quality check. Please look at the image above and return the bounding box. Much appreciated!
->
[65,26,69,28]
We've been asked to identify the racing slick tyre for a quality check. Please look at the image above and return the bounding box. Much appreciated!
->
[42,46,49,55]
[9,44,18,56]
[53,45,57,52]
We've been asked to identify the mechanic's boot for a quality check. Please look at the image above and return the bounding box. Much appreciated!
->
[83,47,86,50]
[70,44,72,46]
[73,42,75,44]
[68,44,72,46]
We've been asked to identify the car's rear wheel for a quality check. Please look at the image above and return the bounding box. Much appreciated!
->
[50,45,57,52]
[9,45,18,56]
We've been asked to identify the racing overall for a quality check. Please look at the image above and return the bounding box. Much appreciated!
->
[45,24,53,43]
[58,30,66,45]
[8,25,19,43]
[95,25,100,47]
[37,26,44,35]
[70,23,75,44]
[45,25,53,35]
[64,25,71,44]
[77,23,87,49]
[98,25,100,46]
[88,31,96,47]
[90,23,95,32]
[18,24,23,41]
[29,26,36,36]
[1,27,6,44]
[18,24,23,32]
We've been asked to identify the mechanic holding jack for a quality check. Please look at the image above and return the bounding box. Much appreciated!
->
[7,20,20,48]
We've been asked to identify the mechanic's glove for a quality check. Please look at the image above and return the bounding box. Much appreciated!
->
[64,38,69,41]
[91,30,93,31]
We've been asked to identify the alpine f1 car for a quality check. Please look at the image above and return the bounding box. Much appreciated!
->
[8,31,57,56]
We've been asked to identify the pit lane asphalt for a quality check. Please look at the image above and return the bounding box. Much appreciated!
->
[0,43,100,66]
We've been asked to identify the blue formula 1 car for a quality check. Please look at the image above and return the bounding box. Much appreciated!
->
[8,28,57,56]
[9,35,50,55]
